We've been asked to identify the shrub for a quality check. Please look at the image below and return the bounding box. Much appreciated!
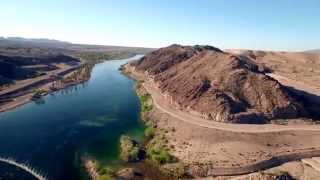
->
[139,93,153,112]
[147,146,173,165]
[119,135,141,162]
[97,166,116,178]
[97,174,113,180]
[144,126,156,138]
[147,135,174,165]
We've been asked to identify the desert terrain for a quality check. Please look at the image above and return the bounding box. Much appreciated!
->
[227,49,320,121]
[122,45,320,179]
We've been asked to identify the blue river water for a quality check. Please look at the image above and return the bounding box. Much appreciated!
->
[0,55,144,179]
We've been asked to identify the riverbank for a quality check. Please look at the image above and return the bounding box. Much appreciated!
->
[0,63,93,113]
[82,85,176,179]
[0,56,151,179]
[78,60,178,180]
[122,62,320,178]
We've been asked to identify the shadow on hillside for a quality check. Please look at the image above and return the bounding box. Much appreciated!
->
[284,85,320,121]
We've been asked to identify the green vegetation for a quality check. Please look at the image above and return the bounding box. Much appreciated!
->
[147,145,173,165]
[136,83,175,165]
[136,82,153,113]
[96,166,116,180]
[32,88,48,98]
[96,175,113,180]
[139,93,153,112]
[144,126,156,138]
[92,161,117,180]
[146,130,175,165]
[119,135,142,162]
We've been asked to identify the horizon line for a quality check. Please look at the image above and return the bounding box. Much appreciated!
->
[0,35,318,53]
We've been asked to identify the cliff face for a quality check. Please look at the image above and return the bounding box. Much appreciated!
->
[131,45,306,123]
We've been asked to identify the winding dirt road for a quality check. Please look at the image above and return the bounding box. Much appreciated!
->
[143,81,320,133]
[124,65,320,176]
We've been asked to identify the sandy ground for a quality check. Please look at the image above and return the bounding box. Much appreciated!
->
[226,50,320,89]
[302,157,320,173]
[148,105,320,174]
[123,64,320,177]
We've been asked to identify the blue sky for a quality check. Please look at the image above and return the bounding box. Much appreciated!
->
[1,0,319,50]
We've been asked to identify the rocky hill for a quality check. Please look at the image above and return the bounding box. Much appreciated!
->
[226,49,320,93]
[131,45,307,123]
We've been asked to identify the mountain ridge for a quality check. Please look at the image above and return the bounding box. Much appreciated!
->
[131,44,307,123]
[305,49,320,54]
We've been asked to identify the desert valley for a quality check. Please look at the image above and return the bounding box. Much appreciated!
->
[1,1,320,180]
[0,37,320,180]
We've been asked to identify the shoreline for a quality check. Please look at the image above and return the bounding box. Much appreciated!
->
[0,80,88,113]
[122,62,320,178]
[0,64,93,113]
[72,62,175,179]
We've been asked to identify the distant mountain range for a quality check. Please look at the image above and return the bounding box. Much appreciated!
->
[2,37,70,44]
[304,49,320,54]
[0,37,153,62]
[0,37,71,49]
[0,37,151,51]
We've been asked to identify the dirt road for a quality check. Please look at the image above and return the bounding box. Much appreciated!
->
[125,64,320,177]
[143,81,320,133]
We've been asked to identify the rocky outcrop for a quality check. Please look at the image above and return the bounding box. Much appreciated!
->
[131,45,307,123]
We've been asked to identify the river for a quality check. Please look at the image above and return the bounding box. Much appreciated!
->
[0,55,145,180]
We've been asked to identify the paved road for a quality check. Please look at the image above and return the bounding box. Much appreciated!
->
[143,81,320,133]
[0,64,79,96]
